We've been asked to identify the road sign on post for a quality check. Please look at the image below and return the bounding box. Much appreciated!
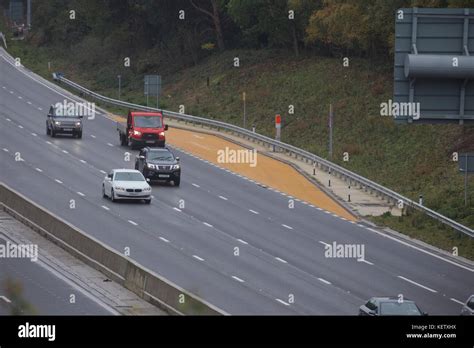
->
[275,114,281,141]
[459,153,474,206]
[144,75,161,108]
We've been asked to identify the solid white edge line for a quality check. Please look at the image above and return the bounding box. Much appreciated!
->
[318,278,332,285]
[237,239,248,245]
[282,224,293,230]
[450,298,465,306]
[275,257,288,264]
[159,237,170,243]
[203,222,213,228]
[128,220,138,226]
[276,298,290,306]
[358,259,374,266]
[101,205,109,211]
[232,276,244,283]
[397,275,437,293]
[192,255,205,262]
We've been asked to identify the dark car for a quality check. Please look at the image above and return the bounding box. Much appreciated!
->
[359,297,426,316]
[46,104,83,138]
[460,295,474,315]
[135,147,181,186]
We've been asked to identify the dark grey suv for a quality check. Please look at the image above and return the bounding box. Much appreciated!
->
[46,104,83,138]
[359,297,426,316]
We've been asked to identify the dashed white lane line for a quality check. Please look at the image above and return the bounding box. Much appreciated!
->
[218,195,228,201]
[282,224,293,230]
[79,159,87,164]
[18,125,23,129]
[100,170,106,174]
[101,205,110,211]
[2,148,8,152]
[358,259,374,266]
[27,101,32,105]
[9,90,13,94]
[276,298,290,306]
[237,239,248,245]
[318,241,330,247]
[76,192,85,197]
[17,96,22,99]
[128,220,138,226]
[192,183,200,188]
[173,207,182,212]
[6,118,11,121]
[54,179,63,184]
[159,237,170,243]
[203,222,213,228]
[90,135,96,138]
[38,107,42,111]
[397,276,437,293]
[31,132,37,136]
[35,168,42,172]
[232,276,245,283]
[0,295,12,303]
[450,298,465,305]
[249,209,259,215]
[1,86,5,89]
[275,257,288,264]
[62,150,68,154]
[318,278,332,285]
[192,255,205,262]
[46,141,52,145]
[107,143,114,147]
[366,227,474,272]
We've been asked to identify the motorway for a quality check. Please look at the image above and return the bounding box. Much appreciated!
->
[0,48,473,314]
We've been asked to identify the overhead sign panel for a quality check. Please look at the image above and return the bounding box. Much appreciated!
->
[394,8,474,124]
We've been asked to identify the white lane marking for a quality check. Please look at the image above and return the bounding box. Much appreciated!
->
[159,237,170,243]
[276,298,290,306]
[46,141,52,145]
[99,170,106,174]
[397,276,437,293]
[90,135,96,138]
[38,107,42,111]
[2,148,8,152]
[218,195,228,201]
[27,101,32,105]
[232,276,245,283]
[9,90,13,94]
[450,298,465,305]
[282,224,293,230]
[35,168,42,172]
[203,222,213,228]
[173,207,182,212]
[62,150,68,154]
[192,183,200,188]
[79,159,87,164]
[128,220,138,226]
[319,241,330,247]
[54,179,63,184]
[366,228,474,272]
[101,205,110,211]
[249,209,259,215]
[358,259,374,266]
[6,118,11,121]
[275,257,288,264]
[18,125,23,129]
[0,295,12,303]
[31,132,37,136]
[316,207,322,211]
[237,239,248,245]
[192,255,205,262]
[318,278,332,285]
[17,96,22,99]
[76,192,85,197]
[107,143,114,147]
[1,86,5,89]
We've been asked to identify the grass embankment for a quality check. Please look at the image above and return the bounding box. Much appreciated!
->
[3,30,473,260]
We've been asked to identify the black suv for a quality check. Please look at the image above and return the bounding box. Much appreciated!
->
[46,104,83,138]
[135,147,181,186]
[359,297,426,316]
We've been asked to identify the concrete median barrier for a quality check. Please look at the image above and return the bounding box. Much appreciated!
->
[0,182,227,315]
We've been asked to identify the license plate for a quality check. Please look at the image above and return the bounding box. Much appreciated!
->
[146,140,155,144]
[158,174,170,178]
[63,128,73,131]
[129,192,138,195]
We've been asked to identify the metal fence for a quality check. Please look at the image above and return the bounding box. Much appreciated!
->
[55,74,474,238]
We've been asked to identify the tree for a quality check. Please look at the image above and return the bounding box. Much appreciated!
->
[190,0,226,51]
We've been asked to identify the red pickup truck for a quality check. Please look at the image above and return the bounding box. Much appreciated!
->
[117,111,168,148]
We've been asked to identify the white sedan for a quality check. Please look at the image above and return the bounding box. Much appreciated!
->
[102,169,152,204]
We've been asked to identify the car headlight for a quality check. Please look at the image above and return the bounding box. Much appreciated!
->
[147,163,155,169]
[172,164,180,170]
[114,186,126,191]
[133,130,142,136]
[75,122,81,127]
[159,131,165,136]
[144,187,151,192]
[54,121,61,125]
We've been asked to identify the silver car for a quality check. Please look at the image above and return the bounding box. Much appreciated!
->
[102,169,152,204]
[461,295,474,315]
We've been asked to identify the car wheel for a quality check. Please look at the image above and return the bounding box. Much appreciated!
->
[174,178,180,187]
[102,185,107,198]
[76,131,82,139]
[46,125,50,136]
[144,199,151,204]
[110,189,116,202]
[51,129,56,137]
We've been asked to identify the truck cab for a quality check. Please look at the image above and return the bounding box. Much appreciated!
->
[118,111,168,148]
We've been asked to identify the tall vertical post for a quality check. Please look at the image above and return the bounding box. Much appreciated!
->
[27,0,32,29]
[243,92,246,129]
[117,75,121,101]
[329,104,333,160]
[465,154,468,206]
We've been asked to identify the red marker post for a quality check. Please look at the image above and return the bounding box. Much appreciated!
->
[275,114,281,141]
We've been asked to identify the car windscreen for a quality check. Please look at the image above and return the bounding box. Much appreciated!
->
[134,116,162,128]
[380,302,421,315]
[148,151,174,161]
[114,172,145,181]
